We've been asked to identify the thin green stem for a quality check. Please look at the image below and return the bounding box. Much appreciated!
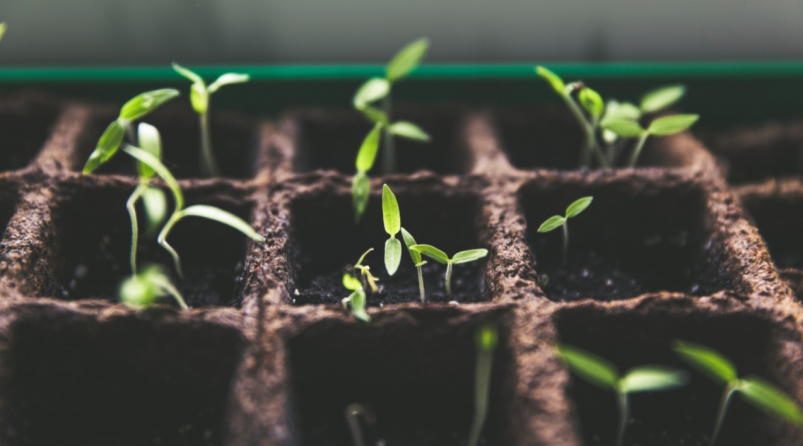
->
[445,261,453,296]
[158,212,184,278]
[155,276,189,310]
[417,266,426,303]
[561,221,569,266]
[562,94,608,168]
[468,342,494,446]
[381,92,395,175]
[126,183,148,275]
[710,384,738,446]
[616,390,629,446]
[628,131,651,168]
[199,111,219,177]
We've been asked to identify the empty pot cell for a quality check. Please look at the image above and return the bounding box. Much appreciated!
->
[520,179,718,301]
[50,184,254,307]
[75,104,257,179]
[0,95,61,171]
[286,312,515,445]
[292,109,466,174]
[0,311,243,446]
[0,180,19,241]
[493,108,689,170]
[554,306,801,446]
[288,188,487,305]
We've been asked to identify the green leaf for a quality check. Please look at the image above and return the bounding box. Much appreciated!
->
[352,172,370,222]
[620,366,688,393]
[190,82,209,114]
[401,227,421,264]
[452,249,488,265]
[83,120,126,174]
[673,340,738,385]
[388,121,431,142]
[382,184,401,236]
[141,186,167,234]
[343,273,363,291]
[356,124,383,172]
[136,122,162,179]
[119,89,180,121]
[648,114,699,136]
[601,119,644,138]
[565,197,593,218]
[180,205,264,242]
[349,289,371,322]
[538,215,566,233]
[641,84,686,114]
[353,78,391,109]
[604,100,642,122]
[557,344,619,390]
[385,237,402,276]
[0,23,6,42]
[122,145,184,210]
[356,248,373,267]
[476,323,498,352]
[409,244,450,264]
[740,377,803,425]
[579,88,604,118]
[536,66,565,94]
[172,62,204,85]
[208,73,250,93]
[386,37,429,81]
[360,106,389,126]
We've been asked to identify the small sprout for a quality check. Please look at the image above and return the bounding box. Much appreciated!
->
[83,88,180,174]
[409,244,488,296]
[0,23,6,42]
[602,113,699,167]
[468,323,498,446]
[401,227,426,303]
[173,63,250,177]
[673,340,803,445]
[342,273,370,322]
[119,264,187,310]
[537,196,593,265]
[640,84,686,114]
[354,248,380,293]
[382,184,402,276]
[558,344,688,446]
[345,403,376,446]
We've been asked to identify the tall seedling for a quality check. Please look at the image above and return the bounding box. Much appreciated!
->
[602,114,699,167]
[401,228,427,302]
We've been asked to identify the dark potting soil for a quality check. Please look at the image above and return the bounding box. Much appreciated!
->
[0,93,61,172]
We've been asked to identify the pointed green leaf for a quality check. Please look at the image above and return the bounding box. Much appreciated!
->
[673,340,738,385]
[382,184,400,235]
[141,186,167,234]
[388,121,431,142]
[409,244,450,264]
[352,172,370,222]
[557,344,619,390]
[350,289,371,322]
[604,100,642,122]
[452,249,488,265]
[172,62,204,85]
[620,366,688,393]
[386,37,429,81]
[180,205,263,242]
[648,114,699,136]
[601,119,644,138]
[119,89,180,121]
[641,84,686,114]
[136,122,162,179]
[356,124,383,172]
[343,273,363,291]
[83,120,126,173]
[740,377,803,425]
[536,66,565,94]
[579,88,604,118]
[353,78,390,109]
[565,197,593,218]
[401,227,422,264]
[121,145,184,210]
[538,215,565,233]
[385,237,402,276]
[208,73,249,93]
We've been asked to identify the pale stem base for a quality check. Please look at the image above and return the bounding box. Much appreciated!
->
[468,347,494,446]
[445,261,453,296]
[417,266,426,303]
[628,131,651,168]
[710,384,737,446]
[561,222,569,266]
[616,390,629,446]
[200,111,220,177]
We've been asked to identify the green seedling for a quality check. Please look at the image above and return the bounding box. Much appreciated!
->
[401,228,427,302]
[558,344,688,446]
[602,113,699,168]
[468,323,498,446]
[673,340,803,445]
[409,244,488,296]
[342,273,370,322]
[354,248,380,293]
[537,196,593,265]
[83,88,179,173]
[119,264,187,310]
[0,23,6,42]
[345,403,376,446]
[382,184,402,275]
[173,63,250,177]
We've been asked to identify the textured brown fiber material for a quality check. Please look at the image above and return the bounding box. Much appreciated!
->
[0,91,800,445]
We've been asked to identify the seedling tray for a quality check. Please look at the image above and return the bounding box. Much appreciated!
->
[0,63,802,446]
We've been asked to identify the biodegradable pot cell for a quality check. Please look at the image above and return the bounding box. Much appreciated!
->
[0,92,63,172]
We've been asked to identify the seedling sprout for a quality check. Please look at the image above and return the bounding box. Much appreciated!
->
[409,244,487,296]
[354,248,380,293]
[119,264,187,310]
[345,403,376,446]
[468,323,498,446]
[673,340,803,445]
[602,113,699,167]
[382,184,402,276]
[342,273,370,322]
[173,63,250,177]
[537,196,593,265]
[401,227,427,302]
[0,23,6,42]
[557,344,688,446]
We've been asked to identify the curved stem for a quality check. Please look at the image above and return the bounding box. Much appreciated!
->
[381,92,395,174]
[445,261,453,296]
[562,221,569,266]
[155,276,188,310]
[199,111,219,177]
[417,266,425,303]
[157,212,184,278]
[126,183,148,274]
[563,94,608,168]
[710,384,737,446]
[628,131,651,168]
[616,390,629,446]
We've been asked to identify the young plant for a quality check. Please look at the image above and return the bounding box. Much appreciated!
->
[82,88,180,173]
[119,264,187,310]
[353,248,379,293]
[468,323,498,446]
[0,23,6,42]
[173,63,250,177]
[401,228,427,302]
[409,244,488,296]
[345,403,376,446]
[382,184,402,276]
[557,344,688,446]
[537,196,593,265]
[673,340,803,445]
[342,273,370,322]
[602,113,699,168]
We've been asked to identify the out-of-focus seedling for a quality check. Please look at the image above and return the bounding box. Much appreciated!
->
[468,323,498,446]
[401,228,427,302]
[558,344,688,446]
[640,85,686,114]
[82,88,179,173]
[345,403,376,446]
[602,113,699,168]
[409,244,488,296]
[353,248,379,293]
[342,273,370,322]
[537,196,593,265]
[119,264,187,310]
[382,184,402,275]
[0,23,6,42]
[173,63,249,177]
[673,340,803,445]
